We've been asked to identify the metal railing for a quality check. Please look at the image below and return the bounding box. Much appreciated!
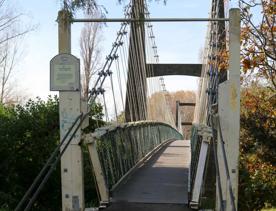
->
[90,121,183,190]
[189,121,237,211]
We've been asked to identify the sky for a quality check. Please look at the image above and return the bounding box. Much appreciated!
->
[12,0,215,100]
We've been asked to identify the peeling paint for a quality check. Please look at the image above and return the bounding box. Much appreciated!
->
[230,83,237,111]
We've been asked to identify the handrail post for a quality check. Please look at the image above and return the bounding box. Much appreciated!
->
[190,124,212,209]
[85,135,109,206]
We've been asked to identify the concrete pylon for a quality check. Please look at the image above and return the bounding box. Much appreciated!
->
[58,10,84,211]
[216,8,240,211]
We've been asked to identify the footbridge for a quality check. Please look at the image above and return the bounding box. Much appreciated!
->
[15,0,240,211]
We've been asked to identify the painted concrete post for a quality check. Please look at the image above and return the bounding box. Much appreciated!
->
[217,8,240,211]
[58,10,84,211]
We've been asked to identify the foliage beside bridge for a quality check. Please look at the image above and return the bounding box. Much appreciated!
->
[239,85,276,210]
[0,97,105,210]
[238,0,276,209]
[0,97,61,210]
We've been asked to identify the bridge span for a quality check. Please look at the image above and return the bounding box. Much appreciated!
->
[104,140,191,211]
[15,0,241,210]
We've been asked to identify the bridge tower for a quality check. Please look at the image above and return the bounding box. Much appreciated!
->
[125,0,148,122]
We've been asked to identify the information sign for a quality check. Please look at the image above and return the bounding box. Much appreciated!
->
[50,54,80,91]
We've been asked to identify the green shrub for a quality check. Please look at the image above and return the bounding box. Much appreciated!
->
[0,96,104,210]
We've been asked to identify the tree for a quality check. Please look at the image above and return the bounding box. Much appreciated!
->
[80,10,103,99]
[148,90,196,138]
[238,1,276,209]
[61,0,98,13]
[60,0,166,13]
[0,0,31,105]
[239,84,276,210]
[0,96,105,210]
[0,97,60,210]
[240,0,276,90]
[147,92,173,124]
[0,0,29,45]
[166,91,196,138]
[0,34,20,104]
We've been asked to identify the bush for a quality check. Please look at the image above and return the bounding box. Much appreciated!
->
[239,86,276,211]
[0,96,105,210]
[0,96,60,210]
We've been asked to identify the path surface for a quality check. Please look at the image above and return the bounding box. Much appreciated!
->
[106,140,191,211]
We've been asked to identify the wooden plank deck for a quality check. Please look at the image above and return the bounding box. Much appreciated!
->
[106,140,191,211]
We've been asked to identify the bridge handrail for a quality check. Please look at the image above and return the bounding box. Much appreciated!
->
[190,124,224,210]
[86,121,183,191]
[190,120,237,211]
[90,120,179,138]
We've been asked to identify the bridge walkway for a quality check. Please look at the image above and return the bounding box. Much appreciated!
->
[106,140,192,211]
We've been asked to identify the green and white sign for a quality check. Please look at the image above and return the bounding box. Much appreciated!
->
[50,54,80,91]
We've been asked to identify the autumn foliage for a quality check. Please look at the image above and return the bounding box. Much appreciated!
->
[239,85,276,210]
[238,1,276,210]
[166,91,196,138]
[240,0,276,89]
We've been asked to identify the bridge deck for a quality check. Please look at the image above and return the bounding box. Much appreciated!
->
[106,140,191,211]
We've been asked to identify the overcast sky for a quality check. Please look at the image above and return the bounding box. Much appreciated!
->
[12,0,215,99]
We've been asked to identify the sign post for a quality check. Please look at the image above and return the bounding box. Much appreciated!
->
[54,10,84,211]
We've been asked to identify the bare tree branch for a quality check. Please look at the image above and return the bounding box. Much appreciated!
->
[0,1,31,104]
[80,10,103,99]
[240,0,276,89]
